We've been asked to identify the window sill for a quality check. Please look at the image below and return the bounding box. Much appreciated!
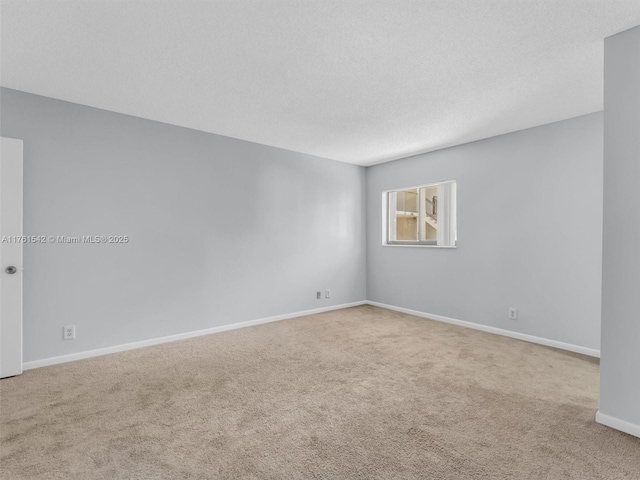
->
[381,244,457,248]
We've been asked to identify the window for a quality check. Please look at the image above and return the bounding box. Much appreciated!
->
[383,180,457,247]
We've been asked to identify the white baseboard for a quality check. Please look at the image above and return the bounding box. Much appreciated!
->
[22,299,600,371]
[23,301,367,371]
[366,301,600,358]
[596,411,640,438]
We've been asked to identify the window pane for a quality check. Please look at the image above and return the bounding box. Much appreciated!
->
[391,188,419,241]
[420,186,438,242]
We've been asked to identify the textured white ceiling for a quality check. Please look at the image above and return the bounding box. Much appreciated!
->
[2,1,640,166]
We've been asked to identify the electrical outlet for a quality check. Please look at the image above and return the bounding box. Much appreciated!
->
[508,308,518,320]
[316,291,322,299]
[325,289,330,298]
[63,325,76,340]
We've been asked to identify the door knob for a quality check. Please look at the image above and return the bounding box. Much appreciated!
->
[5,266,17,274]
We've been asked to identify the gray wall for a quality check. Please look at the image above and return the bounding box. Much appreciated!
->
[0,88,367,363]
[600,26,640,427]
[367,113,604,351]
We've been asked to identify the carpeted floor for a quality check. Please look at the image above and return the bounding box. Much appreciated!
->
[1,305,638,479]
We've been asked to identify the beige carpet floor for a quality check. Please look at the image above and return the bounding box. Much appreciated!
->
[1,305,639,479]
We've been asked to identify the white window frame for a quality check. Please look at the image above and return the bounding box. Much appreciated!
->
[382,180,457,248]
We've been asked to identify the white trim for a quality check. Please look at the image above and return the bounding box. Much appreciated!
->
[366,301,600,358]
[23,301,367,370]
[596,411,640,438]
[22,299,601,370]
[381,244,457,248]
